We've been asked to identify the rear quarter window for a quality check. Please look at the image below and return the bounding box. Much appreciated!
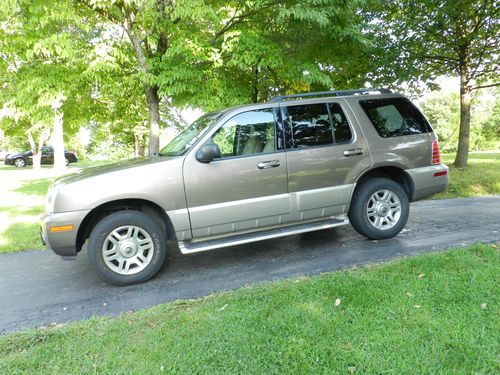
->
[359,98,432,138]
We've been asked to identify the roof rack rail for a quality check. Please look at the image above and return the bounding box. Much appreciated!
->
[268,88,392,103]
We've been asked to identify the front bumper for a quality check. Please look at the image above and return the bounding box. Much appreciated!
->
[4,158,14,165]
[40,210,90,257]
[406,164,449,201]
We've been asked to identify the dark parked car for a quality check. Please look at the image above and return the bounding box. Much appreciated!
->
[4,146,78,167]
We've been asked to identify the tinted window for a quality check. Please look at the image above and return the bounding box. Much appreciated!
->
[287,103,352,148]
[212,109,276,158]
[288,103,333,148]
[329,103,353,143]
[360,98,431,138]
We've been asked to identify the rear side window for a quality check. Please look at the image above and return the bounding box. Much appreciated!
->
[286,103,352,148]
[329,103,353,143]
[359,98,431,138]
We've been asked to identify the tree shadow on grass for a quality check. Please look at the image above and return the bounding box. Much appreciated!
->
[13,178,52,196]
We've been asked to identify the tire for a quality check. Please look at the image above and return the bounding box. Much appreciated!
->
[349,178,409,240]
[14,158,26,168]
[88,211,167,285]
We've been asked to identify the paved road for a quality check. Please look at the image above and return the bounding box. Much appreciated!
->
[1,196,499,333]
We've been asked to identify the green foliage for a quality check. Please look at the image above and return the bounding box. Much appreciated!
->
[421,88,500,152]
[80,0,370,110]
[0,0,96,152]
[363,0,499,89]
[0,244,498,373]
[420,92,461,150]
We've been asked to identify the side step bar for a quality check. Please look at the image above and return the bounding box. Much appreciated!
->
[178,218,349,254]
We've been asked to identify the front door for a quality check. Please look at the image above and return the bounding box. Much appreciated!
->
[282,100,372,221]
[183,107,290,239]
[40,147,54,164]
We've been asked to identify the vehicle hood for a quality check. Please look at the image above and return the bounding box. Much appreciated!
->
[52,156,177,187]
[7,151,31,158]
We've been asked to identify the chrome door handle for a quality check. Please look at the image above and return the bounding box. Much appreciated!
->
[343,148,364,157]
[257,160,281,169]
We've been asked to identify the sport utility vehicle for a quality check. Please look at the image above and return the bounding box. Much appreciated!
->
[41,89,448,285]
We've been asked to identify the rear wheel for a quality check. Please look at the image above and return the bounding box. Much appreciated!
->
[14,158,26,168]
[349,178,409,240]
[88,211,167,285]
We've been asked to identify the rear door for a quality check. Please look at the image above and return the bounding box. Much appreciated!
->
[282,100,372,221]
[183,107,290,238]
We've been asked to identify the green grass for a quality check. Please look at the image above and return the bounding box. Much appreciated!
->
[435,152,500,199]
[0,178,50,253]
[0,161,105,253]
[13,178,52,196]
[0,243,498,374]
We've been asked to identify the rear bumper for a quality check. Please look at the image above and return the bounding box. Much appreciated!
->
[406,164,449,201]
[40,210,90,257]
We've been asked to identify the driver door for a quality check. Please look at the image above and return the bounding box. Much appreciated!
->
[41,147,54,164]
[183,107,290,238]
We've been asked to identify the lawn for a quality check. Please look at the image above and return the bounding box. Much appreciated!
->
[433,152,500,199]
[0,152,498,253]
[0,243,498,373]
[0,160,105,253]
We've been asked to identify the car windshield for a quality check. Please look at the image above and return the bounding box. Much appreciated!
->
[159,111,224,157]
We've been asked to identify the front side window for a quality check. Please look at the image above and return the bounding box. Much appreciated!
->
[159,111,224,156]
[211,109,276,158]
[359,98,432,138]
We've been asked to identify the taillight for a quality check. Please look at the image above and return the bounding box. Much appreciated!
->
[431,139,441,165]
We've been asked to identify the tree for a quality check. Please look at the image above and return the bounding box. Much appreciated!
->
[364,0,499,167]
[0,0,95,170]
[77,0,369,154]
[420,87,499,152]
[187,0,369,107]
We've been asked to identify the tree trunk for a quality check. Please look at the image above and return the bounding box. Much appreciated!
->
[52,110,66,170]
[125,27,161,155]
[145,85,160,155]
[27,133,41,171]
[28,131,48,171]
[251,66,259,103]
[454,75,472,168]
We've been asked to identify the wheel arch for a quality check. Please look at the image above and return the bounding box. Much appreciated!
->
[76,199,176,253]
[354,166,414,201]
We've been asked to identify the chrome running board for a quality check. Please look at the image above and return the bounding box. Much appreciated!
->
[178,218,349,254]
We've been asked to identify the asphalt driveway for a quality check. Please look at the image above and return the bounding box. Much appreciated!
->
[0,196,499,334]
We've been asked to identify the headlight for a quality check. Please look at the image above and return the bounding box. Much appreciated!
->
[45,185,60,213]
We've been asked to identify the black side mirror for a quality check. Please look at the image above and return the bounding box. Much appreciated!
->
[196,142,221,163]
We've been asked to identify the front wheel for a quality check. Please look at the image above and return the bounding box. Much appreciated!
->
[349,178,409,240]
[88,211,167,285]
[14,158,26,168]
